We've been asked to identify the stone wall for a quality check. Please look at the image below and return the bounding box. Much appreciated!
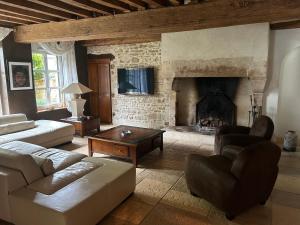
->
[88,42,170,129]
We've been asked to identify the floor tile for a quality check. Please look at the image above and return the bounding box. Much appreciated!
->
[145,169,183,185]
[140,203,210,225]
[110,198,153,225]
[171,175,190,193]
[271,189,300,209]
[275,174,300,194]
[272,203,300,225]
[98,216,136,225]
[230,203,272,225]
[132,178,172,205]
[161,190,211,216]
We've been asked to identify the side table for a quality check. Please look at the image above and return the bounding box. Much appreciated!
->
[60,117,100,137]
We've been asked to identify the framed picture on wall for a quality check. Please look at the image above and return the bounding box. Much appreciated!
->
[9,62,33,90]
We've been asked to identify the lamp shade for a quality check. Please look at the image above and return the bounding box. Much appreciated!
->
[62,82,92,94]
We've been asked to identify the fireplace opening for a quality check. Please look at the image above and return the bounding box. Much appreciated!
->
[173,77,240,134]
[196,77,239,129]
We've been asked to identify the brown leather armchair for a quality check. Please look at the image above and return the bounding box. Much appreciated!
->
[214,115,274,155]
[185,141,281,220]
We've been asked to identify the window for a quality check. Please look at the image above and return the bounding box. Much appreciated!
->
[32,52,64,111]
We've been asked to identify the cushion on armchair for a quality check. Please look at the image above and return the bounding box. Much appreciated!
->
[215,115,274,155]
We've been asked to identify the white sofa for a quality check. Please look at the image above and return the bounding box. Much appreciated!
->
[0,141,135,225]
[0,114,74,148]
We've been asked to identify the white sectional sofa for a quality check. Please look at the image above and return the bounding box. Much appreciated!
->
[0,114,74,148]
[0,141,135,225]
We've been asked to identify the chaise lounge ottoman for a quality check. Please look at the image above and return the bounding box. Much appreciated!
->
[0,141,135,225]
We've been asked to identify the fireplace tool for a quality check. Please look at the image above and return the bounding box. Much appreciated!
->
[248,95,262,127]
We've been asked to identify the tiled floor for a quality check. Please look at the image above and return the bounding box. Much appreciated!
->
[1,128,300,225]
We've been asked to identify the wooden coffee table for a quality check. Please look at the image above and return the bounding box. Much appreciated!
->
[88,125,165,166]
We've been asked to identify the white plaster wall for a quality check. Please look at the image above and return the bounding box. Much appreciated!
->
[276,48,300,143]
[234,78,252,126]
[265,29,300,141]
[161,23,269,63]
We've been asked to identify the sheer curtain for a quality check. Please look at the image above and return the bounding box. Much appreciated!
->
[0,27,11,115]
[34,41,78,109]
[38,42,78,88]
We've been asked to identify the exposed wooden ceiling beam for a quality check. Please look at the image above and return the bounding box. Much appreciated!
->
[0,3,58,22]
[28,0,92,18]
[90,0,136,12]
[59,0,118,15]
[142,0,169,8]
[0,15,29,25]
[0,21,16,28]
[270,20,300,30]
[0,10,46,23]
[15,0,300,43]
[119,0,147,10]
[168,0,181,6]
[81,34,161,46]
[0,0,76,20]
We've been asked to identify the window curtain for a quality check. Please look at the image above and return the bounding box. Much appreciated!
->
[38,42,78,87]
[37,41,78,108]
[0,27,12,115]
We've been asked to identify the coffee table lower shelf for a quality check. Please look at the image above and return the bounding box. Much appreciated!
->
[88,132,164,167]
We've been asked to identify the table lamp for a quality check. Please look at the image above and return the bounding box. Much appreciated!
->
[62,82,92,118]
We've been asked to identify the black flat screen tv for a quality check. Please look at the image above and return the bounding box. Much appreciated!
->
[118,67,154,95]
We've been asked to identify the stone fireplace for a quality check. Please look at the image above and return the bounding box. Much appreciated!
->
[162,23,270,128]
[172,77,252,131]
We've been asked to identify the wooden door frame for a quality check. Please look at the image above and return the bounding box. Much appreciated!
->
[87,57,113,124]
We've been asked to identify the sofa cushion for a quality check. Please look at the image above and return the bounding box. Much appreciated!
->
[32,148,86,172]
[31,155,55,176]
[0,121,35,135]
[0,114,27,125]
[0,141,46,155]
[28,161,100,195]
[0,148,43,184]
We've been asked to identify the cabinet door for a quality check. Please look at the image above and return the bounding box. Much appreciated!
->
[98,62,112,124]
[88,62,99,117]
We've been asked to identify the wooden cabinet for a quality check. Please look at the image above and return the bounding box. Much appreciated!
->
[60,117,100,137]
[88,58,112,124]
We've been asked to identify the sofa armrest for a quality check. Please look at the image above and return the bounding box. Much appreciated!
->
[0,167,27,222]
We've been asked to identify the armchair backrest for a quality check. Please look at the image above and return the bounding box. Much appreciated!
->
[230,141,281,180]
[249,116,274,140]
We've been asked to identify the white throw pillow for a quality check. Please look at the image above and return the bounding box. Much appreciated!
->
[0,121,36,135]
[0,114,27,125]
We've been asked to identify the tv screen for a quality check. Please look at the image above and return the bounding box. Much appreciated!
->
[118,67,154,95]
